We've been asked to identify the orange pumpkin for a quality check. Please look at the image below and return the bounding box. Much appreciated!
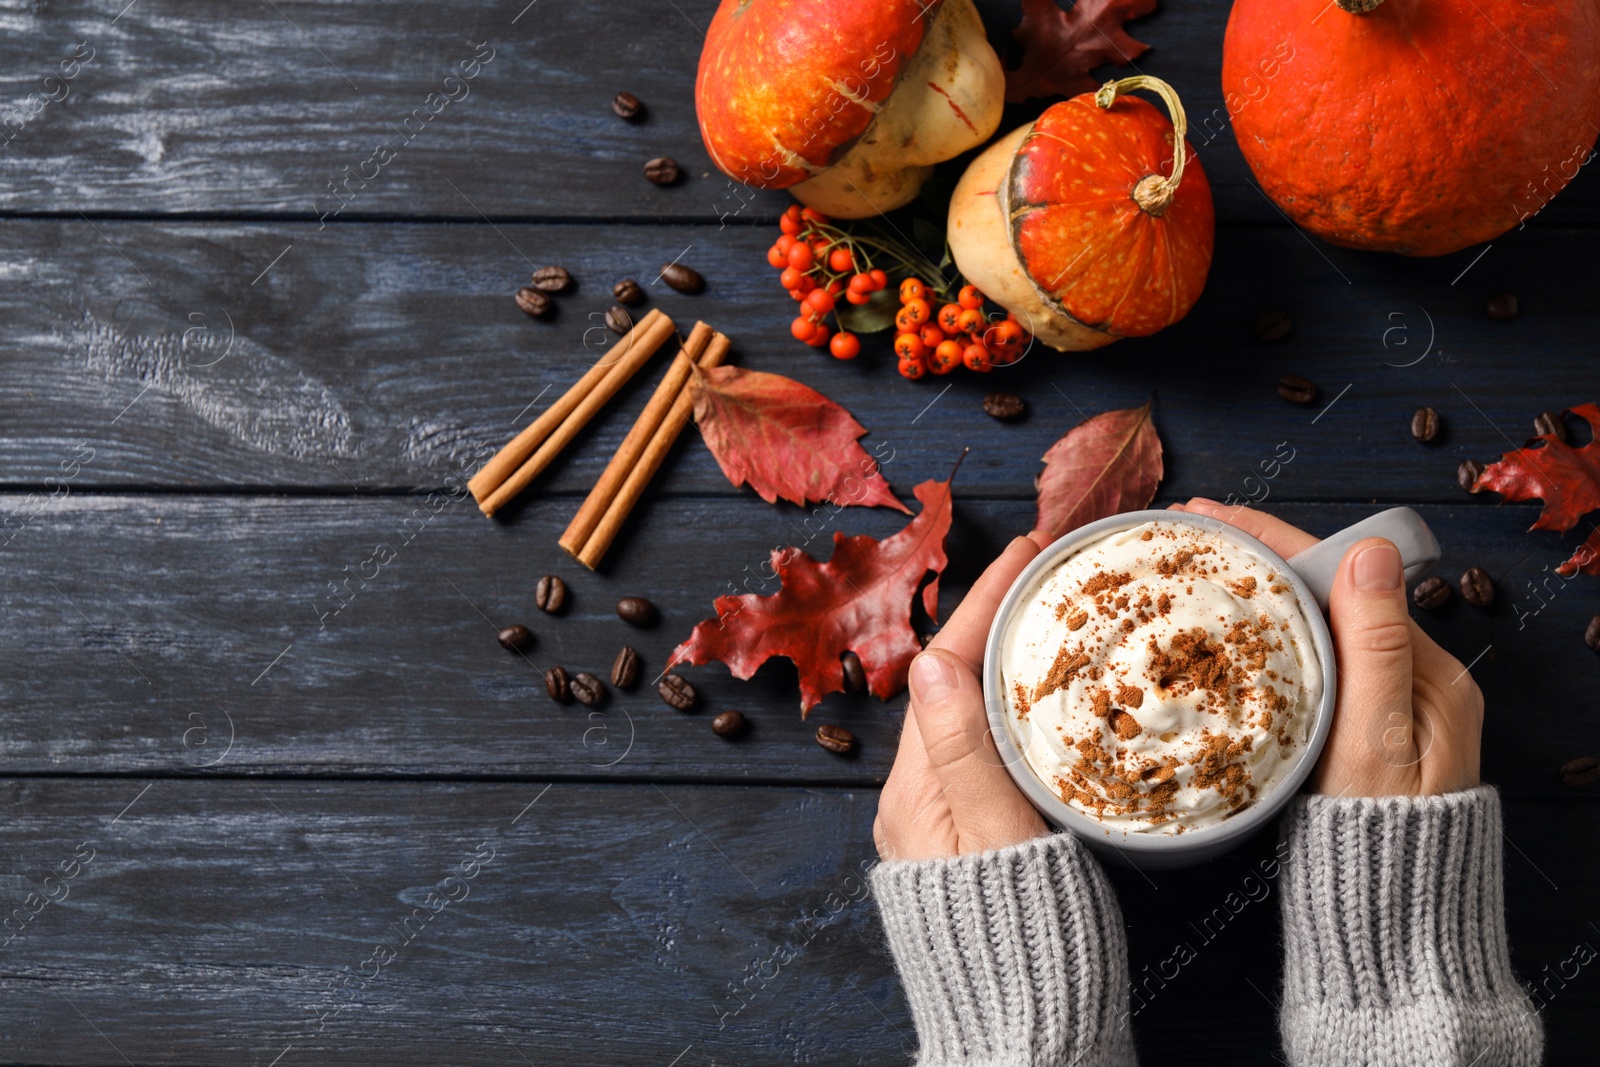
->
[1223,0,1600,256]
[948,77,1214,352]
[695,0,1003,218]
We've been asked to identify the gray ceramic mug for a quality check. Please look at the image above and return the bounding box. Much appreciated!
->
[982,507,1440,870]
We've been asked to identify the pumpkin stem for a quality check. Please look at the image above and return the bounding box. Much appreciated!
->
[1335,0,1385,11]
[1094,76,1191,218]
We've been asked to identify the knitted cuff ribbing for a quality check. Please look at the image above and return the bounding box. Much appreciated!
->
[870,833,1138,1067]
[1278,786,1544,1067]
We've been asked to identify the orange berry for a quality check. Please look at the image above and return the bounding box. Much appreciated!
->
[869,269,889,291]
[937,303,964,334]
[957,307,985,335]
[804,289,835,315]
[787,243,815,272]
[791,316,818,342]
[779,267,804,290]
[893,332,926,361]
[780,210,802,236]
[930,339,963,375]
[918,323,946,350]
[898,356,926,380]
[899,277,926,304]
[848,272,875,293]
[845,289,872,305]
[806,323,831,347]
[829,331,861,360]
[828,247,855,273]
[775,234,796,256]
[800,207,829,226]
[962,344,991,372]
[767,245,787,269]
[958,284,984,310]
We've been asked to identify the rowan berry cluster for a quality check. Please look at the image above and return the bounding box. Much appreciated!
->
[890,279,1028,380]
[766,204,1032,376]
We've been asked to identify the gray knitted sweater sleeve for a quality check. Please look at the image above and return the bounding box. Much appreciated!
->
[1278,785,1543,1066]
[870,786,1542,1067]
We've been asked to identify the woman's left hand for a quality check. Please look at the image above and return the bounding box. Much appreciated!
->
[874,533,1053,863]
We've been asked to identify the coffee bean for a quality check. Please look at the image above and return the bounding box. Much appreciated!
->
[612,646,642,689]
[1412,576,1451,610]
[815,724,855,755]
[1585,614,1600,652]
[1253,310,1292,342]
[660,263,705,294]
[1486,292,1518,322]
[570,671,606,707]
[545,665,571,703]
[497,624,534,653]
[1411,406,1441,443]
[840,651,866,694]
[1460,566,1495,607]
[514,287,552,318]
[1534,410,1567,442]
[644,156,681,186]
[1277,375,1317,405]
[611,91,642,120]
[613,278,644,306]
[529,265,573,294]
[658,673,697,711]
[1457,459,1485,493]
[982,392,1026,421]
[1560,755,1599,788]
[535,575,567,614]
[617,596,658,626]
[711,710,747,739]
[605,305,634,335]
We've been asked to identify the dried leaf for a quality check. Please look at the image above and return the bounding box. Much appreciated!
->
[1474,403,1600,532]
[690,365,909,513]
[1035,401,1163,539]
[669,478,954,715]
[1006,0,1157,103]
[1471,403,1600,576]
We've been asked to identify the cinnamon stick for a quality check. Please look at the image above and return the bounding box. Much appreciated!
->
[574,330,732,569]
[559,321,715,556]
[467,307,665,506]
[476,310,676,517]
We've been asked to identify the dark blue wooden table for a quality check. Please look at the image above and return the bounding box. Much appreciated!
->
[2,2,1597,1063]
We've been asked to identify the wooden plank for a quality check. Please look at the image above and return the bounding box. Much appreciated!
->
[3,220,1595,499]
[0,496,1592,798]
[2,0,1598,227]
[0,780,1591,1065]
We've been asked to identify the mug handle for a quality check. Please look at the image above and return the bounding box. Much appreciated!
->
[1285,507,1441,612]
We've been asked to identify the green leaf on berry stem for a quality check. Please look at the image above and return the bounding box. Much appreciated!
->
[834,288,899,334]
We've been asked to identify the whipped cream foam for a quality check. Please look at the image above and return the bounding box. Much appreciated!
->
[1000,520,1323,835]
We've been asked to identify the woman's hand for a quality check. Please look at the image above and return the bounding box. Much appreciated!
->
[1174,499,1482,797]
[873,534,1053,862]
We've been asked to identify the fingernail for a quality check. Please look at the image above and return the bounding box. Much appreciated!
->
[1354,542,1403,592]
[909,652,960,704]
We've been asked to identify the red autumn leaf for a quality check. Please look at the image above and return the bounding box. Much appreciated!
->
[1474,403,1600,532]
[1035,401,1163,539]
[668,477,954,716]
[1556,528,1600,577]
[1471,403,1600,576]
[1006,0,1157,103]
[690,364,909,514]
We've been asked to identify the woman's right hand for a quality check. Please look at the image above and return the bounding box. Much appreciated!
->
[1173,499,1482,798]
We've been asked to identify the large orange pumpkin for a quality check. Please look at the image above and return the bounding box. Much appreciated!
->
[948,77,1214,351]
[1223,0,1600,256]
